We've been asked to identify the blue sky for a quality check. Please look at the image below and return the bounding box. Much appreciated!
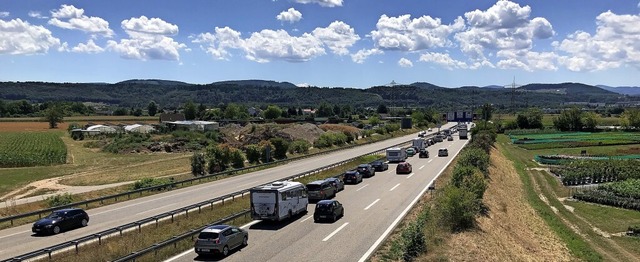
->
[1,0,639,88]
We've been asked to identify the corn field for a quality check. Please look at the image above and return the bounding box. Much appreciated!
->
[0,132,67,167]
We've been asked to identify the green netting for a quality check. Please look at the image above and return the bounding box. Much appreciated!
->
[535,154,640,165]
[510,132,640,144]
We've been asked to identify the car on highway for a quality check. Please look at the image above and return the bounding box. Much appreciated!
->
[325,177,345,192]
[405,147,416,157]
[396,161,412,174]
[427,138,434,146]
[356,164,376,177]
[418,149,429,158]
[313,200,344,222]
[438,148,449,157]
[306,180,337,201]
[32,208,89,235]
[447,136,454,141]
[194,225,248,257]
[428,128,432,132]
[370,160,389,171]
[343,170,363,184]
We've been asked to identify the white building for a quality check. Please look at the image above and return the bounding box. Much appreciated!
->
[124,124,156,133]
[86,124,117,134]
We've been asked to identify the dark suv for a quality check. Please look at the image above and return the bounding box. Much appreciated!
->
[343,170,363,184]
[418,149,429,158]
[370,160,388,171]
[306,180,336,201]
[314,200,344,222]
[32,208,89,235]
[356,164,375,178]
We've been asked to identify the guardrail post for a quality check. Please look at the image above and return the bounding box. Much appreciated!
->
[73,241,80,254]
[119,226,124,236]
[155,217,159,227]
[222,199,225,205]
[185,209,188,218]
[137,222,142,232]
[98,234,102,245]
[198,206,201,213]
[171,213,174,223]
[46,249,52,260]
[210,202,214,210]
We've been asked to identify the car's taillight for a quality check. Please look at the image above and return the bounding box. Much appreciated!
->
[215,239,220,244]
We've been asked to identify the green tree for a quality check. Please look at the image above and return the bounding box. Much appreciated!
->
[461,170,487,200]
[553,107,583,131]
[270,137,290,159]
[526,108,544,129]
[230,149,245,169]
[43,104,64,129]
[197,103,207,119]
[369,116,380,126]
[183,101,197,120]
[436,185,480,232]
[191,152,206,176]
[244,144,262,164]
[457,147,490,175]
[113,107,128,116]
[377,104,389,114]
[317,102,334,117]
[133,108,143,117]
[147,101,158,116]
[411,111,427,127]
[622,109,640,129]
[288,139,311,154]
[480,103,493,128]
[582,112,599,131]
[263,105,283,120]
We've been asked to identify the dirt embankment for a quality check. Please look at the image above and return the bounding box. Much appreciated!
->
[440,148,572,261]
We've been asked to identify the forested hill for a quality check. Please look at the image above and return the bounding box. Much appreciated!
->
[0,80,633,110]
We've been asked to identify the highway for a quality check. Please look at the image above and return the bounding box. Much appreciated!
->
[166,134,469,262]
[0,123,456,260]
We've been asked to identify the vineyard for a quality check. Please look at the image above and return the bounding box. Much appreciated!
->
[0,132,67,167]
[551,159,640,185]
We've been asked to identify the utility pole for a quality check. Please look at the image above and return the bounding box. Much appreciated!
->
[504,76,520,115]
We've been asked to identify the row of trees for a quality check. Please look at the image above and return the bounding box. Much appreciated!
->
[0,99,95,118]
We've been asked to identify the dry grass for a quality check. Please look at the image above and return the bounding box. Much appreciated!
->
[319,124,360,134]
[436,148,572,262]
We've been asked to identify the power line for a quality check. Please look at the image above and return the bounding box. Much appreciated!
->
[504,76,521,113]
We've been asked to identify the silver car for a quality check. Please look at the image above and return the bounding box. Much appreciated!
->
[194,225,248,257]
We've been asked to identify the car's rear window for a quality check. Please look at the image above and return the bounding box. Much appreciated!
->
[198,232,219,239]
[306,184,322,191]
[316,203,332,211]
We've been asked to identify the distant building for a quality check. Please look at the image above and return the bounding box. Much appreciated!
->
[86,124,117,134]
[165,121,219,131]
[124,124,156,133]
[302,109,316,115]
[159,113,186,123]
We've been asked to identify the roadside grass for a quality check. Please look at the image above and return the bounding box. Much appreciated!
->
[563,201,640,234]
[44,154,382,262]
[497,135,603,261]
[611,236,640,256]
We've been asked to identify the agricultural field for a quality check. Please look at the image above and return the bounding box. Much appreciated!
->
[494,113,621,128]
[0,132,67,168]
[510,131,640,150]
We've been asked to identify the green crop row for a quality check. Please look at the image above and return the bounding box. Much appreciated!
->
[598,179,640,199]
[573,189,640,211]
[552,159,640,186]
[0,132,67,167]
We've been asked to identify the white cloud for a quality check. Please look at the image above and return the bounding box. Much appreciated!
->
[194,21,359,62]
[28,11,47,19]
[0,12,9,18]
[370,14,464,51]
[496,49,557,71]
[453,0,554,70]
[312,21,359,55]
[72,39,104,54]
[0,18,61,55]
[419,52,468,70]
[107,16,186,61]
[276,8,302,23]
[398,57,413,68]
[293,0,343,7]
[296,83,311,87]
[556,11,640,71]
[350,48,383,63]
[48,5,114,37]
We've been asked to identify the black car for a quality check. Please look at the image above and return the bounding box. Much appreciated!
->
[314,200,344,222]
[370,160,389,171]
[356,164,375,178]
[343,170,363,184]
[32,208,89,235]
[418,149,429,158]
[325,177,345,192]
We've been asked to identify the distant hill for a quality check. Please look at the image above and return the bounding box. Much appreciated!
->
[520,82,616,95]
[116,79,192,86]
[597,85,640,96]
[481,85,504,89]
[409,82,445,89]
[211,80,297,89]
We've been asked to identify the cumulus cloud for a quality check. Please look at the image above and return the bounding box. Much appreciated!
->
[48,4,114,37]
[107,16,186,61]
[453,0,555,69]
[398,57,413,68]
[0,18,61,55]
[496,49,557,71]
[0,12,9,18]
[294,0,343,7]
[555,11,640,71]
[276,8,302,23]
[350,48,383,63]
[193,21,359,62]
[419,52,468,70]
[72,39,104,54]
[312,21,360,55]
[370,14,464,51]
[28,11,47,19]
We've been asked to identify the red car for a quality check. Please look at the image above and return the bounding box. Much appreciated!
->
[396,161,412,174]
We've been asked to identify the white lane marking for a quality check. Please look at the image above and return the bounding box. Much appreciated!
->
[356,184,369,191]
[300,215,313,223]
[322,222,349,242]
[359,139,469,262]
[0,230,31,240]
[364,199,380,210]
[419,165,425,170]
[406,173,415,179]
[389,183,400,191]
[164,220,259,262]
[428,159,433,163]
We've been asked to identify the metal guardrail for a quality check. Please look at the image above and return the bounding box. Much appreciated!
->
[0,131,424,226]
[2,130,448,262]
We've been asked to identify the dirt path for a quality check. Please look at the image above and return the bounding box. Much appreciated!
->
[442,148,572,261]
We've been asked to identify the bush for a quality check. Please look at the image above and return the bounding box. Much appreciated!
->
[191,152,206,176]
[385,123,400,133]
[450,165,477,188]
[244,144,262,164]
[230,149,245,169]
[288,139,311,154]
[270,137,290,159]
[46,193,74,207]
[457,147,490,175]
[461,171,488,200]
[435,185,481,232]
[131,177,173,191]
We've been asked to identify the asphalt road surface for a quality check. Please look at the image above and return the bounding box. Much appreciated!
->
[165,135,468,262]
[0,123,456,260]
